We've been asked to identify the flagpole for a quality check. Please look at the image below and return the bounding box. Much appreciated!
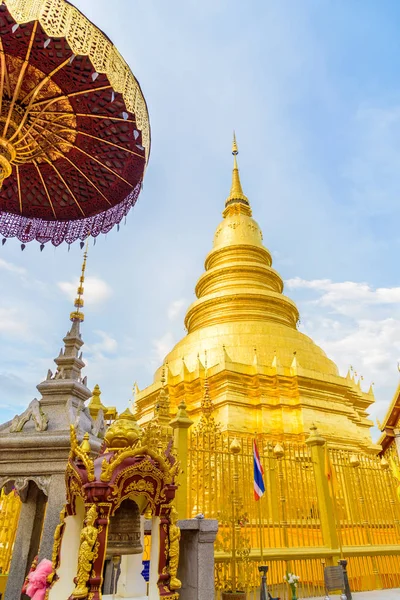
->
[258,496,264,562]
[255,434,264,562]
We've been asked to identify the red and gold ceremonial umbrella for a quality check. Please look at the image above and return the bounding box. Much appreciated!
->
[0,0,150,246]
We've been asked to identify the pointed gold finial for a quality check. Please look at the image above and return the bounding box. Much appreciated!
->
[224,133,251,215]
[70,239,89,322]
[80,432,91,453]
[232,131,238,156]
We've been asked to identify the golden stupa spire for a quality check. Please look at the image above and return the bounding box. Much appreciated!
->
[70,241,89,322]
[225,132,251,213]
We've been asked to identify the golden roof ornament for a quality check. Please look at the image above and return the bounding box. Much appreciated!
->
[201,372,213,421]
[70,241,89,323]
[224,132,251,216]
[380,457,389,470]
[104,408,142,449]
[88,384,116,421]
[349,454,360,468]
[273,442,284,459]
[195,366,221,434]
[80,432,91,453]
[229,437,241,455]
[154,364,171,424]
[88,384,106,415]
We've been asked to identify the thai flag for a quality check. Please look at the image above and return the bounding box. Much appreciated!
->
[253,439,265,501]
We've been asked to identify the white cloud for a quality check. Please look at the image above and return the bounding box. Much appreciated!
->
[0,308,29,338]
[86,330,118,361]
[167,299,186,321]
[0,258,26,276]
[287,278,400,319]
[288,277,400,428]
[93,330,118,354]
[58,276,112,305]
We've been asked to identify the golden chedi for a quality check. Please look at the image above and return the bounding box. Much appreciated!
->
[136,137,377,453]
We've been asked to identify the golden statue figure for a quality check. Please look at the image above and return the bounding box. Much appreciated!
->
[72,505,98,599]
[168,506,182,590]
[52,507,66,567]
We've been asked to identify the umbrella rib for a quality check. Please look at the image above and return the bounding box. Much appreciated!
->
[16,165,22,214]
[30,111,138,124]
[67,142,133,187]
[0,46,4,118]
[21,56,73,105]
[9,56,73,142]
[13,105,74,146]
[0,39,11,99]
[3,22,38,138]
[32,122,133,187]
[34,161,57,219]
[27,124,112,207]
[29,85,113,109]
[33,116,145,159]
[61,154,112,207]
[15,124,62,160]
[46,159,85,217]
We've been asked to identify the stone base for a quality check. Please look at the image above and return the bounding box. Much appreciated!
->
[177,518,218,600]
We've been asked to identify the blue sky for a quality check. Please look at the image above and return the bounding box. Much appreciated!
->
[1,0,400,439]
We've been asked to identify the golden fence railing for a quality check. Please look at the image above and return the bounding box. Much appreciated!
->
[186,426,400,597]
[188,432,323,549]
[0,488,21,574]
[329,448,400,548]
[188,429,327,596]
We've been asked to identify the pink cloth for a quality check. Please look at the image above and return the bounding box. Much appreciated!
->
[25,559,53,600]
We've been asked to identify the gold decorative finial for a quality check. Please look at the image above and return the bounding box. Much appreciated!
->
[224,133,251,214]
[380,457,389,470]
[80,432,91,453]
[154,363,171,423]
[232,131,238,155]
[70,239,89,322]
[273,442,284,459]
[349,454,360,468]
[229,437,241,455]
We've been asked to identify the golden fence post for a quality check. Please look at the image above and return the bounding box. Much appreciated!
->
[306,425,339,561]
[264,443,280,524]
[230,437,242,593]
[273,443,289,548]
[350,454,383,590]
[170,400,193,519]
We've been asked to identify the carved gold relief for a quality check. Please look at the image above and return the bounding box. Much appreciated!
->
[125,479,154,494]
[51,507,66,568]
[168,506,182,590]
[69,425,95,482]
[71,505,98,599]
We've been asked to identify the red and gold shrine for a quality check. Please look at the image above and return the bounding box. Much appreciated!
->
[46,411,180,600]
